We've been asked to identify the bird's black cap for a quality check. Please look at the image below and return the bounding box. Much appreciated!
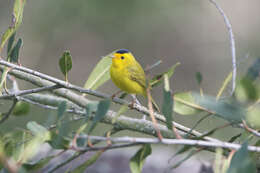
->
[116,49,129,54]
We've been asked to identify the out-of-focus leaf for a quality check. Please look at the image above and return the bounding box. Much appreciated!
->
[87,99,110,134]
[112,104,128,124]
[235,77,259,103]
[9,38,22,63]
[195,72,202,85]
[0,0,26,51]
[227,142,256,173]
[174,92,202,115]
[72,150,104,173]
[170,149,199,170]
[59,51,72,81]
[162,74,173,130]
[26,121,49,140]
[23,155,55,171]
[150,62,180,87]
[130,144,152,173]
[48,131,70,150]
[7,32,16,55]
[0,67,9,93]
[84,56,112,90]
[246,107,260,129]
[216,71,232,100]
[193,93,245,123]
[228,133,241,143]
[12,101,30,116]
[85,101,99,118]
[57,101,67,120]
[245,58,260,81]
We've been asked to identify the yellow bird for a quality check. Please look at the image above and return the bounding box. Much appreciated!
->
[110,49,146,96]
[110,49,159,111]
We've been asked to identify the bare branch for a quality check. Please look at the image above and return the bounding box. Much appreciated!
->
[80,135,260,153]
[208,0,236,94]
[0,85,60,99]
[0,99,17,124]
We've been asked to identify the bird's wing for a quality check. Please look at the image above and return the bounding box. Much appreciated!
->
[127,63,146,89]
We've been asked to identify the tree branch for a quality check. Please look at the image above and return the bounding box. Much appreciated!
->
[208,0,237,95]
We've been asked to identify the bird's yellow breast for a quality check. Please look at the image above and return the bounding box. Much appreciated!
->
[110,65,145,95]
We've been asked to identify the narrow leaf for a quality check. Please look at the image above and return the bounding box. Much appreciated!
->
[227,142,256,173]
[174,92,202,115]
[162,74,173,130]
[193,93,245,123]
[0,0,26,51]
[112,105,128,124]
[72,151,104,173]
[84,56,112,90]
[57,101,67,120]
[216,71,232,100]
[150,62,180,87]
[27,121,48,134]
[87,99,110,134]
[7,32,16,55]
[195,72,203,85]
[59,51,72,81]
[9,38,22,63]
[130,144,152,173]
[245,58,260,81]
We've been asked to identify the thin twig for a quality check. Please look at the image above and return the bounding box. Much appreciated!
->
[79,135,260,152]
[0,85,61,99]
[0,99,18,124]
[208,0,236,95]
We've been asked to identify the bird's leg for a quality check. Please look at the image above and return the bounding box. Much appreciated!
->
[111,90,122,100]
[131,94,146,120]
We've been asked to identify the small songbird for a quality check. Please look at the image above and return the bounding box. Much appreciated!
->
[110,49,159,111]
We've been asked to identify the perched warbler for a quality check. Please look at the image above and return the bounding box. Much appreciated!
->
[110,49,159,111]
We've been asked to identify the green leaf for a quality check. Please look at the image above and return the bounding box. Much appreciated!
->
[235,77,259,103]
[170,149,198,170]
[7,32,16,55]
[23,155,55,171]
[195,72,202,85]
[87,99,110,134]
[0,0,26,51]
[26,121,49,139]
[246,107,260,129]
[227,142,256,173]
[216,71,232,100]
[245,58,260,81]
[83,56,112,90]
[129,144,152,173]
[228,133,241,143]
[193,93,245,123]
[150,62,180,87]
[48,131,70,150]
[174,92,202,115]
[72,151,104,173]
[162,74,173,130]
[59,51,72,81]
[12,101,30,116]
[111,104,128,124]
[57,101,67,120]
[9,38,22,63]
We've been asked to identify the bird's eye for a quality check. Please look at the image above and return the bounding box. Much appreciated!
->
[121,56,125,60]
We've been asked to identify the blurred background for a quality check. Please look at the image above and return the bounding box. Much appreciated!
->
[0,0,259,172]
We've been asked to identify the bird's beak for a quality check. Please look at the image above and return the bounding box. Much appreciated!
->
[109,54,115,59]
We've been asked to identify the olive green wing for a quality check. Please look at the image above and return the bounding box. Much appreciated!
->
[127,63,147,89]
